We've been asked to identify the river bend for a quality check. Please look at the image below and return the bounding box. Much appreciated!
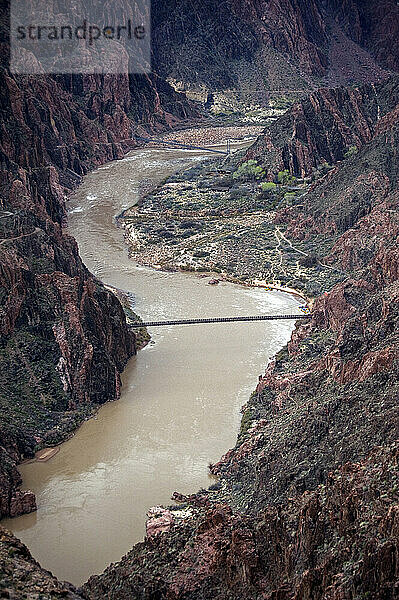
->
[4,145,300,584]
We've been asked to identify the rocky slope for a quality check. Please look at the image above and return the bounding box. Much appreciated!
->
[0,527,84,599]
[247,76,399,177]
[327,0,399,72]
[152,0,394,109]
[152,0,328,88]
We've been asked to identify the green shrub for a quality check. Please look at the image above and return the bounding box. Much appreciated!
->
[240,409,253,435]
[344,145,359,159]
[260,181,277,193]
[233,160,265,190]
[277,169,296,185]
[284,192,296,202]
[271,96,292,110]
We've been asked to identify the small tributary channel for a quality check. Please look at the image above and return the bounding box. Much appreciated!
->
[4,141,301,585]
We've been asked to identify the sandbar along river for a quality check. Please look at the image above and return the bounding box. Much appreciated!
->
[5,142,301,585]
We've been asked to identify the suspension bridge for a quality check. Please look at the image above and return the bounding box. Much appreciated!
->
[135,135,230,155]
[130,313,311,328]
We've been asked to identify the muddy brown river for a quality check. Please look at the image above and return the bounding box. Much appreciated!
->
[4,142,301,585]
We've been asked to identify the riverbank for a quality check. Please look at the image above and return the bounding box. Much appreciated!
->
[122,126,315,300]
[122,142,344,299]
[17,288,150,469]
[157,125,265,146]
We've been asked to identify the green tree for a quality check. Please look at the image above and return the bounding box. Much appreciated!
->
[233,160,265,191]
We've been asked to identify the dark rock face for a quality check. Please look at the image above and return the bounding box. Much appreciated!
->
[152,0,327,89]
[151,0,398,95]
[247,77,399,177]
[0,430,36,519]
[231,0,328,76]
[83,444,399,600]
[0,64,197,518]
[0,526,84,598]
[327,0,399,72]
[151,0,259,88]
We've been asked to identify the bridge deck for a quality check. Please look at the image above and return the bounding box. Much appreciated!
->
[135,135,229,155]
[130,314,311,328]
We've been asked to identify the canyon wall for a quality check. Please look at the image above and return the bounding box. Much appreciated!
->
[327,0,399,72]
[151,0,394,101]
[0,53,198,518]
[83,78,399,599]
[247,77,399,177]
[83,444,399,600]
[151,0,328,90]
[0,526,83,598]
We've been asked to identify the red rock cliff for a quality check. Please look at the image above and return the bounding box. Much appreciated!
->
[247,77,399,177]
